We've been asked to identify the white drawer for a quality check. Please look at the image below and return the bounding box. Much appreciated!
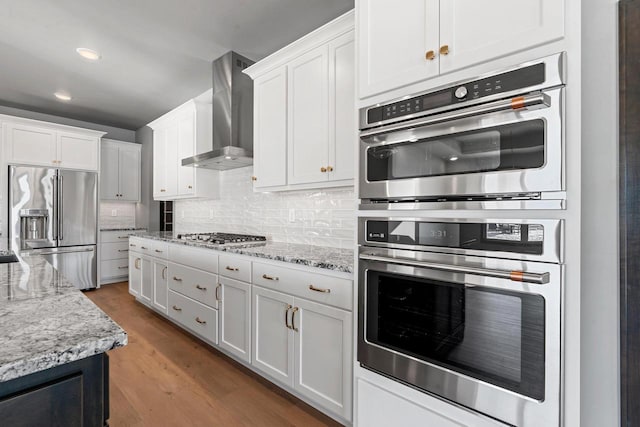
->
[128,237,149,254]
[101,259,129,279]
[252,262,353,311]
[100,242,130,261]
[169,244,218,274]
[151,241,169,259]
[168,290,218,345]
[219,254,251,282]
[168,262,219,309]
[101,230,140,243]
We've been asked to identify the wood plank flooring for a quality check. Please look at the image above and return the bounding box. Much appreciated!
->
[86,282,342,427]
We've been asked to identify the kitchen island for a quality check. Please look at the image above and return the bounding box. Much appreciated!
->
[0,251,127,426]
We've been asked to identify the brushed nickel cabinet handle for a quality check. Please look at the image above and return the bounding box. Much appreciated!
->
[188,185,193,189]
[118,236,130,239]
[195,317,206,324]
[162,266,167,280]
[135,258,140,269]
[262,274,279,281]
[118,249,128,252]
[129,243,136,247]
[285,304,293,329]
[173,276,183,282]
[172,305,182,312]
[215,283,222,301]
[117,266,128,269]
[155,249,163,253]
[196,284,207,291]
[309,285,331,293]
[141,246,148,250]
[225,266,239,272]
[291,307,299,332]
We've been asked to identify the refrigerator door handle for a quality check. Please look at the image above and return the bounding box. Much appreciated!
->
[58,175,64,241]
[51,175,58,240]
[31,247,94,256]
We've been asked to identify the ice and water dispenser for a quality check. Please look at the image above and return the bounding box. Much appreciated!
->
[19,209,48,244]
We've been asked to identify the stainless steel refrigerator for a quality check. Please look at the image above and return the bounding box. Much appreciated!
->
[9,166,98,290]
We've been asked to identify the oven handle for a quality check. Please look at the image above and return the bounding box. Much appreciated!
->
[360,92,551,139]
[359,253,549,284]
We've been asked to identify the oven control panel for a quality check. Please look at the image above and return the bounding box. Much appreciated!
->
[365,62,546,125]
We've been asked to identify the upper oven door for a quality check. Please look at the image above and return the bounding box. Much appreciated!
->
[359,87,563,200]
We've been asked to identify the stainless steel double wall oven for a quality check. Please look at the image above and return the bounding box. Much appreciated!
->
[357,54,566,426]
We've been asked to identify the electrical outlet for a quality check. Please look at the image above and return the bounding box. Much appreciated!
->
[111,209,117,217]
[288,209,295,223]
[209,209,214,219]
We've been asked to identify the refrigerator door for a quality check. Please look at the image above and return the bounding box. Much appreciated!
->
[9,166,57,250]
[27,246,97,290]
[58,169,98,247]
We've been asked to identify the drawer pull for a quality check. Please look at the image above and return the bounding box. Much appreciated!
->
[285,304,293,329]
[173,276,183,282]
[309,285,331,294]
[130,244,136,247]
[225,266,239,272]
[117,266,128,270]
[215,283,222,301]
[155,249,163,253]
[162,266,167,280]
[196,284,207,291]
[141,246,148,250]
[118,236,130,239]
[195,317,206,324]
[262,274,279,281]
[291,307,299,332]
[172,305,182,312]
[135,258,140,269]
[118,249,129,252]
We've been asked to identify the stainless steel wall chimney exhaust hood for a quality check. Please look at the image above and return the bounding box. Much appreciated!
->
[182,51,255,170]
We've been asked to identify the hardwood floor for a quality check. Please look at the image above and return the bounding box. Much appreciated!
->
[86,282,342,427]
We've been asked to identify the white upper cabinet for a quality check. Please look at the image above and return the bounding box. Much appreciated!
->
[245,11,355,192]
[2,117,103,171]
[148,89,219,201]
[100,139,141,202]
[357,0,565,98]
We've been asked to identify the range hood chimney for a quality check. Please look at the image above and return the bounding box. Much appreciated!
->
[182,51,255,170]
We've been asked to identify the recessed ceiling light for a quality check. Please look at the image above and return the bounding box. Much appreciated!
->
[449,156,459,161]
[54,92,72,101]
[76,47,101,61]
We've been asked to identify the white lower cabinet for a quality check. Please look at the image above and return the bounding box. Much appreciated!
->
[153,260,168,314]
[218,276,252,363]
[168,289,218,345]
[140,257,153,305]
[128,253,141,297]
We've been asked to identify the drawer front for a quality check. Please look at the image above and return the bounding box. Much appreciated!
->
[253,262,353,310]
[168,290,218,345]
[151,241,169,259]
[219,254,252,282]
[101,231,139,243]
[101,259,129,279]
[128,237,150,254]
[100,242,130,261]
[169,244,218,274]
[168,262,219,309]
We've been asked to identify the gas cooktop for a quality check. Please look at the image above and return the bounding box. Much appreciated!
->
[176,232,267,245]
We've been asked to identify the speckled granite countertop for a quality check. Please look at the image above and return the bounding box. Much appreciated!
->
[100,227,147,232]
[0,253,127,382]
[133,232,354,274]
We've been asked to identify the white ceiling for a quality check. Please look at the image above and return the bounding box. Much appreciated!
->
[0,0,353,130]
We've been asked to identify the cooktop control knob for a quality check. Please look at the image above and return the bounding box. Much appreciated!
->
[454,86,468,99]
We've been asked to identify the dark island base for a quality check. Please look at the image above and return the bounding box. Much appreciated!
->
[0,353,109,427]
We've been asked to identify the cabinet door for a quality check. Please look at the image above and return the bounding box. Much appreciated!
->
[358,0,440,98]
[253,286,295,387]
[164,124,179,197]
[57,132,99,170]
[293,298,352,420]
[328,32,356,182]
[100,142,120,201]
[153,127,168,198]
[118,144,141,202]
[140,256,153,305]
[253,67,288,189]
[439,0,565,73]
[128,253,141,297]
[177,113,196,196]
[5,123,57,167]
[219,277,252,363]
[288,45,330,185]
[153,260,168,314]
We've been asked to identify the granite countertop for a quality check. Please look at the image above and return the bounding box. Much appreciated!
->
[100,227,147,232]
[0,253,127,382]
[133,231,354,274]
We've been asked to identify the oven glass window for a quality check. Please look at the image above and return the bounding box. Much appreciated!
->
[366,120,545,182]
[365,271,545,400]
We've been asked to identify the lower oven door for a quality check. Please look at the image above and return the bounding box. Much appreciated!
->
[358,248,561,427]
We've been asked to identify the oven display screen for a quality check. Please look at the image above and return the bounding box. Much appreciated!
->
[420,90,453,110]
[418,223,461,247]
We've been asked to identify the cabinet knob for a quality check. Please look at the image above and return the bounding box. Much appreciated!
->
[425,50,436,61]
[251,176,257,182]
[188,185,193,189]
[160,189,166,192]
[320,167,327,173]
[439,45,450,55]
[327,166,334,172]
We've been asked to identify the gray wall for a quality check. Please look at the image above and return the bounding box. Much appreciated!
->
[0,104,136,141]
[581,0,620,426]
[135,126,160,231]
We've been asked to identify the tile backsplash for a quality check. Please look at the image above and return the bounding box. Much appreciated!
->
[99,202,137,229]
[174,167,356,249]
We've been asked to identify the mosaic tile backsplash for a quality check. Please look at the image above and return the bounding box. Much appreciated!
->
[99,202,137,229]
[174,167,356,250]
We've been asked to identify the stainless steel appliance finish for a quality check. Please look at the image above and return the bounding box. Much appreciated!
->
[182,51,255,170]
[358,53,566,205]
[9,166,98,290]
[357,218,563,426]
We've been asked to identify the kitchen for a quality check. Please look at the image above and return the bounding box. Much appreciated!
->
[0,1,625,426]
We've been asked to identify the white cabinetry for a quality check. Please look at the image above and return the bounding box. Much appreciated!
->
[100,139,141,202]
[218,276,252,363]
[128,252,141,297]
[149,89,219,201]
[2,117,103,171]
[244,11,355,191]
[357,0,565,98]
[100,230,143,285]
